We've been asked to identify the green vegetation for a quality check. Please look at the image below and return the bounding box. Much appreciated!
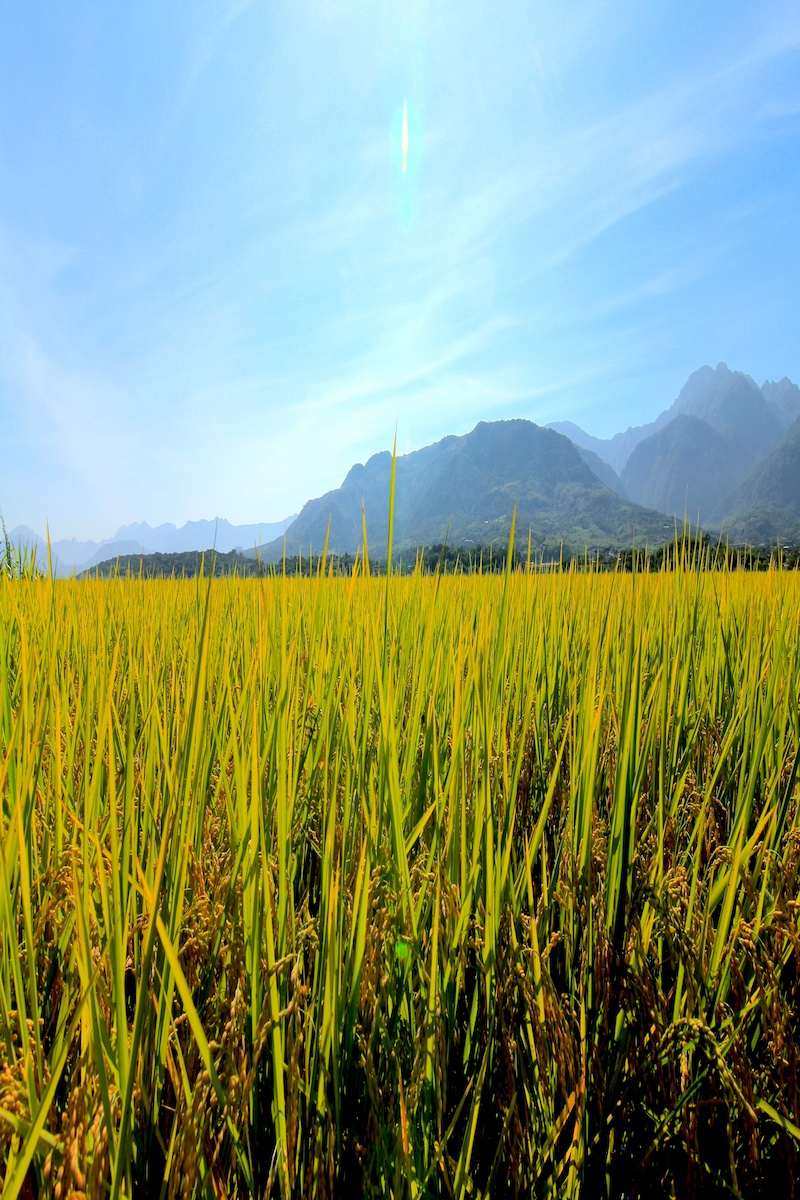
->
[81,548,269,579]
[1,555,800,1196]
[89,537,800,579]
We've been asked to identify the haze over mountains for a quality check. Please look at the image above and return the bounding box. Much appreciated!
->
[9,362,800,573]
[252,420,677,562]
[239,363,798,562]
[618,415,749,523]
[8,517,296,576]
[550,363,800,542]
[551,364,796,470]
[718,414,800,542]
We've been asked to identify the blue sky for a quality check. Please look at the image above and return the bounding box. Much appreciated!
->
[1,0,799,539]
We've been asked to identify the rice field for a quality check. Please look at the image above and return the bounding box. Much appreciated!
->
[1,557,799,1197]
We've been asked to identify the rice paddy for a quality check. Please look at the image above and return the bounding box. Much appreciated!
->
[1,556,799,1197]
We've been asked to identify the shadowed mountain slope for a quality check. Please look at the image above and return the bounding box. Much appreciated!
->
[575,446,628,497]
[621,415,750,522]
[714,416,800,542]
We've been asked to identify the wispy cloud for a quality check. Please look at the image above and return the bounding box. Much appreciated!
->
[511,35,800,270]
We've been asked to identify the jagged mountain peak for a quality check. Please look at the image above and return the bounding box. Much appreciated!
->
[257,418,674,561]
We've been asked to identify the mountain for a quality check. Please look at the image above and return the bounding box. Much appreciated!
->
[621,415,750,521]
[551,363,786,475]
[762,378,800,429]
[5,524,39,543]
[268,435,464,557]
[669,364,784,470]
[112,517,295,555]
[256,420,676,562]
[575,446,628,497]
[7,528,107,573]
[713,415,800,542]
[548,414,671,476]
[8,515,297,575]
[9,363,797,564]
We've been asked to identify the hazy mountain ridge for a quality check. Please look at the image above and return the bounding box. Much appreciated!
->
[620,415,750,520]
[9,363,800,568]
[8,515,297,576]
[761,378,800,428]
[548,413,672,476]
[254,420,675,562]
[713,415,800,542]
[670,366,784,469]
[270,362,798,557]
[550,364,790,476]
[553,363,800,537]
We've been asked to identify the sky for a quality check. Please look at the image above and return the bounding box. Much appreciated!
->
[1,1,799,539]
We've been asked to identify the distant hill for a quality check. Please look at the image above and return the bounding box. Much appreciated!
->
[713,415,800,542]
[112,517,295,555]
[79,549,266,579]
[255,420,675,562]
[8,515,296,575]
[621,415,750,522]
[6,526,108,574]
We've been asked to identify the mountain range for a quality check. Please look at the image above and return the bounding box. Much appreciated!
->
[9,361,800,572]
[241,363,798,562]
[7,516,296,577]
[252,420,677,562]
[550,363,800,542]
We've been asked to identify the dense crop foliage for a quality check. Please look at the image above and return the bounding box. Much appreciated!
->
[1,561,799,1197]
